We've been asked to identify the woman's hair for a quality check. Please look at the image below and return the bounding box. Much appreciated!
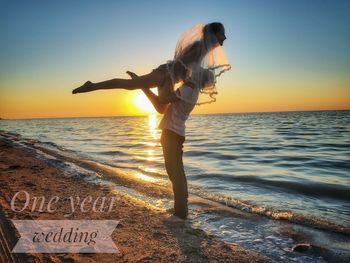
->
[168,22,230,105]
[172,60,188,81]
[205,22,224,35]
[175,23,225,64]
[201,69,215,88]
[200,22,225,54]
[171,22,225,82]
[186,67,214,89]
[203,22,224,43]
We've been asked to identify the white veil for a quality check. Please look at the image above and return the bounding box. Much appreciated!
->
[168,23,231,105]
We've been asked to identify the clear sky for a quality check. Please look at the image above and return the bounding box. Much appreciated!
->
[0,0,349,119]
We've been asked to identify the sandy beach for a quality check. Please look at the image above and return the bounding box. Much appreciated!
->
[0,135,272,262]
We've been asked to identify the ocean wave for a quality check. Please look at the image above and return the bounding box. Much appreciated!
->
[188,185,350,235]
[40,141,66,151]
[243,146,281,151]
[94,150,129,156]
[195,173,350,201]
[185,150,239,160]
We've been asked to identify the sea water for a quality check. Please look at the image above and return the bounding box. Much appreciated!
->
[1,110,349,262]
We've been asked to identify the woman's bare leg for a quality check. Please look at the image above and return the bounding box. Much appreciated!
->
[72,69,164,94]
[126,71,168,114]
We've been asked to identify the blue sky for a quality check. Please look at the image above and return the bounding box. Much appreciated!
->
[1,0,349,118]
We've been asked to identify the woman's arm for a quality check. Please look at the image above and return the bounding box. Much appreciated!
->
[126,71,169,114]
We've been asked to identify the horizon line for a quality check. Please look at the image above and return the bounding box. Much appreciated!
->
[1,108,349,121]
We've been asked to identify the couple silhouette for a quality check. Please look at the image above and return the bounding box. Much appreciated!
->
[72,22,231,220]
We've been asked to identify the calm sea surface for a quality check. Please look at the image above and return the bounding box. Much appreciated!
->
[1,111,349,228]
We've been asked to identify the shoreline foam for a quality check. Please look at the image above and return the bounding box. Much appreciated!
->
[0,134,272,262]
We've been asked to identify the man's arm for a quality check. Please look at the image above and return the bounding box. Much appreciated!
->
[158,90,180,104]
[126,71,169,114]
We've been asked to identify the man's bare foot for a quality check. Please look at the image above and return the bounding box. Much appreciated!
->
[72,81,94,94]
[166,208,175,214]
[165,214,186,224]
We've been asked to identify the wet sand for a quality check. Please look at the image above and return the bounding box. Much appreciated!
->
[0,136,272,262]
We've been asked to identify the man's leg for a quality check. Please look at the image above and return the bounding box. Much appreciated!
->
[161,129,188,219]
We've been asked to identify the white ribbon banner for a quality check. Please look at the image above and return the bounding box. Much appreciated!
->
[12,220,119,253]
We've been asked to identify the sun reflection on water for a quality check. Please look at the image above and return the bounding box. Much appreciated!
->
[148,114,158,140]
[134,172,159,183]
[147,149,155,161]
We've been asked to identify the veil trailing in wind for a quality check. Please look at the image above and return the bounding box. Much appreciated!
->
[167,23,231,105]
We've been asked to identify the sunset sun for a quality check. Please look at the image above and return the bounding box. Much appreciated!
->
[133,91,156,114]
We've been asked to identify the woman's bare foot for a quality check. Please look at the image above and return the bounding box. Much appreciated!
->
[72,81,95,94]
[126,71,138,79]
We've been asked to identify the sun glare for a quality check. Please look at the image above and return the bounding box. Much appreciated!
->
[133,92,156,114]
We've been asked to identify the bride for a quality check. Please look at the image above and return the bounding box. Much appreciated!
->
[72,22,230,105]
